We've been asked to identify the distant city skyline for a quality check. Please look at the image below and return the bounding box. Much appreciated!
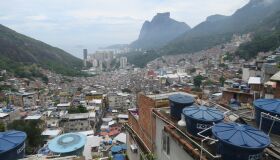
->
[0,0,249,58]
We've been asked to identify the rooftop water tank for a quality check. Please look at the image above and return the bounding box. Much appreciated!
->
[253,99,280,135]
[48,133,86,156]
[169,94,194,120]
[183,106,224,137]
[113,154,125,160]
[111,145,125,154]
[212,122,270,160]
[0,130,27,160]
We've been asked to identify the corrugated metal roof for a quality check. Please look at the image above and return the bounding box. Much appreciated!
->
[248,77,261,84]
[147,92,196,100]
[0,112,8,118]
[41,129,62,137]
[67,113,89,120]
[270,71,280,82]
[114,133,126,144]
[24,115,42,120]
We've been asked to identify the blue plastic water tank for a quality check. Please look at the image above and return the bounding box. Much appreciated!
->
[253,99,280,135]
[183,106,224,137]
[169,94,194,120]
[0,130,27,160]
[212,122,270,160]
[48,133,86,156]
[111,145,122,154]
[113,154,125,160]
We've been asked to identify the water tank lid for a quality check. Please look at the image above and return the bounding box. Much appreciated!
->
[111,145,122,153]
[253,99,280,115]
[48,133,86,153]
[113,154,125,160]
[169,94,194,104]
[0,130,27,153]
[212,123,270,149]
[183,106,224,122]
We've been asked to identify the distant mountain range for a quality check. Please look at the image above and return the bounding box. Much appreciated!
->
[235,10,280,60]
[126,0,280,67]
[161,0,280,55]
[0,24,83,76]
[130,12,191,49]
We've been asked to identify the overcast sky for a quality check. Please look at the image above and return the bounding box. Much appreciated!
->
[0,0,249,58]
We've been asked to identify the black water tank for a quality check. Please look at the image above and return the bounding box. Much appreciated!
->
[0,130,27,160]
[183,106,224,137]
[169,94,194,120]
[212,122,270,160]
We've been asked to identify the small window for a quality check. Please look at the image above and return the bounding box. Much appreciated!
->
[162,131,170,155]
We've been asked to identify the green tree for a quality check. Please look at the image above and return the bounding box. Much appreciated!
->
[193,75,204,88]
[7,120,44,154]
[219,76,226,87]
[204,80,214,86]
[68,105,88,113]
[0,122,5,132]
[219,63,228,69]
[190,68,196,74]
[141,153,156,160]
[77,87,83,92]
[223,52,234,62]
[122,88,132,93]
[41,76,49,84]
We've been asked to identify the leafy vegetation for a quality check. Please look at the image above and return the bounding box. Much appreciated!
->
[190,68,196,74]
[191,87,203,92]
[219,76,226,87]
[161,33,233,55]
[124,50,160,68]
[0,122,5,132]
[140,153,156,160]
[125,1,280,67]
[235,10,280,59]
[8,120,44,154]
[193,75,204,88]
[122,88,132,93]
[223,52,234,62]
[236,30,280,60]
[0,24,83,76]
[161,0,280,56]
[68,105,88,113]
[218,63,229,69]
[111,58,120,69]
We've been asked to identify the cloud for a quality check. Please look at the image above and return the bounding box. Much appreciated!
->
[25,15,48,21]
[0,0,249,57]
[0,15,13,20]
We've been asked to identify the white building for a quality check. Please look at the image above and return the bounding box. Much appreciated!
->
[120,57,128,69]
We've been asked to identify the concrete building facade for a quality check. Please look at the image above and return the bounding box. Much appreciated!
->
[107,92,131,111]
[61,113,92,132]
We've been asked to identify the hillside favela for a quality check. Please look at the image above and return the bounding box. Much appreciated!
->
[1,0,280,160]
